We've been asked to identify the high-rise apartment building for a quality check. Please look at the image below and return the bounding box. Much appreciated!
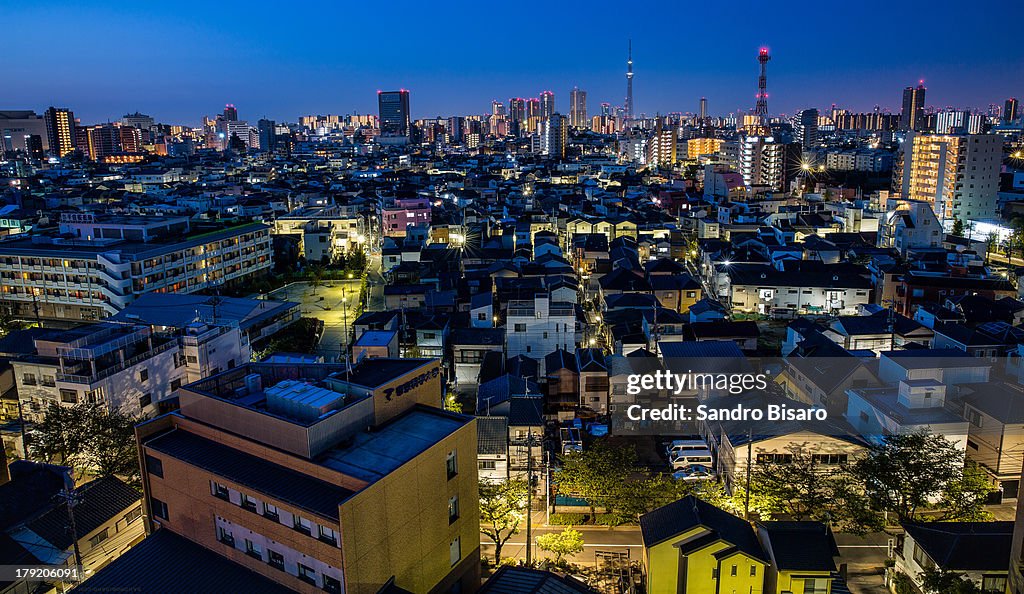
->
[44,106,76,157]
[646,122,677,168]
[508,98,525,124]
[490,100,505,117]
[739,136,792,191]
[539,91,555,121]
[900,83,927,132]
[900,132,1002,221]
[377,90,411,137]
[794,108,819,148]
[121,112,155,130]
[542,113,567,159]
[569,87,587,129]
[0,110,49,155]
[686,138,724,160]
[124,358,480,594]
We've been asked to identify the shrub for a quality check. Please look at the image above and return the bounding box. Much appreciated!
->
[548,513,588,525]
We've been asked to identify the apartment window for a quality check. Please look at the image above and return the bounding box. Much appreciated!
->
[756,454,793,464]
[912,543,933,569]
[323,574,342,594]
[448,495,460,524]
[41,375,55,387]
[811,454,849,465]
[170,378,182,391]
[514,324,526,332]
[711,568,718,579]
[478,460,496,470]
[319,524,338,546]
[139,393,152,408]
[263,502,279,520]
[750,565,757,576]
[59,389,78,404]
[446,451,458,480]
[297,564,316,585]
[267,549,285,571]
[293,516,312,536]
[449,537,461,567]
[22,373,36,386]
[145,454,164,478]
[240,493,257,513]
[730,564,737,576]
[982,576,1007,593]
[244,538,263,560]
[477,313,486,321]
[139,368,149,382]
[150,496,168,520]
[88,528,109,549]
[217,526,234,546]
[802,578,829,594]
[123,506,142,525]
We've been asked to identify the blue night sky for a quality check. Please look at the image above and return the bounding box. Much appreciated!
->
[4,0,1022,126]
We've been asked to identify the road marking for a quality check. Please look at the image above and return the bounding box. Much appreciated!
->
[836,544,888,548]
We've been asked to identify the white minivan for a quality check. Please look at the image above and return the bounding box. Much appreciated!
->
[670,449,714,470]
[665,439,709,459]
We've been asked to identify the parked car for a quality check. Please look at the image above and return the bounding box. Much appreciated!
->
[670,449,714,470]
[672,465,715,481]
[664,439,708,459]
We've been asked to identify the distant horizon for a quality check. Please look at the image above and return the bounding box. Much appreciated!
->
[5,0,1022,126]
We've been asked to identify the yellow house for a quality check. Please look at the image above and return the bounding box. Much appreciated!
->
[640,496,768,594]
[756,521,841,594]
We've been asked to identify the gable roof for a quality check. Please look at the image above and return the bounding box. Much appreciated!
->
[758,521,839,572]
[902,521,1013,571]
[639,496,767,562]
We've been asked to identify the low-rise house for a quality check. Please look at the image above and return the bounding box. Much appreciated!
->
[576,348,609,414]
[845,378,969,452]
[476,415,509,483]
[640,495,769,594]
[895,521,1011,594]
[961,382,1024,500]
[724,262,872,318]
[451,328,505,392]
[824,310,933,353]
[756,521,841,594]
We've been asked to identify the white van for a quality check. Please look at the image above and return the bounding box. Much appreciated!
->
[670,449,714,470]
[665,439,709,459]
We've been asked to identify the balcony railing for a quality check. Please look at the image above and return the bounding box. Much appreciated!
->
[57,340,176,385]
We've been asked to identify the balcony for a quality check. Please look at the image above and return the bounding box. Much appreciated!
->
[218,534,235,547]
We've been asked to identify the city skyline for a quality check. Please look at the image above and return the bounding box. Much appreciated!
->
[5,1,1022,125]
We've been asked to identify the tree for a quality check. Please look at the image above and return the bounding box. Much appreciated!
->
[852,431,964,524]
[748,446,881,533]
[30,403,141,487]
[536,527,584,564]
[479,479,529,565]
[951,217,965,237]
[309,265,325,295]
[937,460,993,521]
[555,441,637,517]
[918,567,980,594]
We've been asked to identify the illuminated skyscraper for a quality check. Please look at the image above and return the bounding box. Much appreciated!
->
[491,100,505,117]
[1005,98,1019,123]
[569,87,587,129]
[378,90,411,137]
[44,106,76,157]
[699,97,707,121]
[508,98,525,123]
[539,91,555,121]
[223,104,238,121]
[899,83,926,132]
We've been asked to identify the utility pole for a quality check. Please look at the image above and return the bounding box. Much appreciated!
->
[744,427,753,521]
[525,436,533,566]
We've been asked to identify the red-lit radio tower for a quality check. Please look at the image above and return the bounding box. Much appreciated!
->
[755,47,771,129]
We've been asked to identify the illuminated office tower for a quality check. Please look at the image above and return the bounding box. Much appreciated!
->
[542,113,567,159]
[44,106,76,157]
[1005,98,1019,123]
[525,98,541,133]
[377,90,411,137]
[223,104,238,121]
[569,87,587,129]
[539,91,555,121]
[900,83,926,132]
[699,97,707,121]
[601,103,612,117]
[491,100,505,117]
[447,116,464,144]
[900,132,1001,221]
